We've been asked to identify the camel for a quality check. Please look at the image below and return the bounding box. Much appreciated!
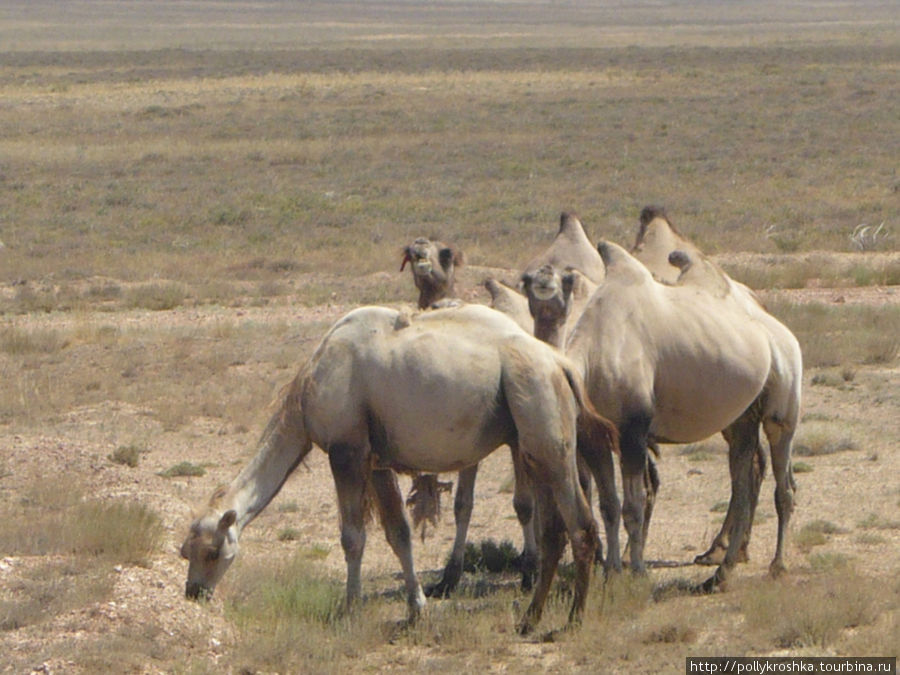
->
[633,207,800,568]
[401,237,464,309]
[180,303,619,634]
[399,240,539,597]
[563,240,800,590]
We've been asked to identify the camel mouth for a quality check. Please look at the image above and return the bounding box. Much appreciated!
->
[532,283,558,301]
[185,581,213,601]
[413,260,433,275]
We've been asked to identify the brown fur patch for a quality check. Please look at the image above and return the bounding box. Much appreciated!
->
[405,473,453,542]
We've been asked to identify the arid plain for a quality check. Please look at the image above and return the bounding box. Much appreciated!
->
[1,2,898,672]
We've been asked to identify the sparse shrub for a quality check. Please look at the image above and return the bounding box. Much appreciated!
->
[857,513,900,531]
[158,461,206,478]
[278,528,301,542]
[108,444,142,468]
[794,423,858,456]
[793,461,813,473]
[125,282,187,311]
[744,574,880,649]
[0,326,67,354]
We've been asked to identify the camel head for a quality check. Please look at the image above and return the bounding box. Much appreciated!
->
[400,237,464,309]
[521,264,578,345]
[180,509,239,601]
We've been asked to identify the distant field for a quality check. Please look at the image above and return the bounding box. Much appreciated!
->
[0,0,897,286]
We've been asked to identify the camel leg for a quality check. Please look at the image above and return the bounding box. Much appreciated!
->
[328,443,369,610]
[517,454,598,634]
[371,469,427,621]
[698,409,759,592]
[578,427,622,574]
[620,414,651,574]
[510,444,538,591]
[764,418,796,578]
[642,450,661,556]
[425,464,478,598]
[576,453,604,566]
[517,484,566,635]
[695,429,766,566]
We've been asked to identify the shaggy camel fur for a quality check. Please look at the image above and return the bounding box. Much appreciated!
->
[401,237,464,309]
[181,304,618,634]
[566,240,801,590]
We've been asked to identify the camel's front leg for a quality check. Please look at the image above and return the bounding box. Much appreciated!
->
[371,469,426,621]
[426,464,478,598]
[698,412,759,592]
[695,429,766,566]
[578,426,622,574]
[328,443,369,610]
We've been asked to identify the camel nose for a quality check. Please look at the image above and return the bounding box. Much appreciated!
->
[185,581,211,600]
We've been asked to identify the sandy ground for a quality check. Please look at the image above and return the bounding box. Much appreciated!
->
[1,262,898,673]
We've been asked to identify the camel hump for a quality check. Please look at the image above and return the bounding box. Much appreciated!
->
[559,211,583,235]
[597,240,650,280]
[639,205,668,228]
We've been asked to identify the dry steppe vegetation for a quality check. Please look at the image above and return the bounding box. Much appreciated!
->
[0,1,898,673]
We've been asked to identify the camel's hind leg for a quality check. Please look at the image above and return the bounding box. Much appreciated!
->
[695,428,766,566]
[510,444,538,590]
[328,443,369,610]
[619,413,651,574]
[371,469,427,621]
[764,417,796,578]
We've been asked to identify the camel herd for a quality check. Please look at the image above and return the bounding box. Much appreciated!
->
[180,207,802,635]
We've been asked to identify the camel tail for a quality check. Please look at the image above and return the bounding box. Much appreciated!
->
[562,366,620,459]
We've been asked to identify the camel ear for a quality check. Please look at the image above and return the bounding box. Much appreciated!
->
[439,246,462,270]
[668,250,691,270]
[520,272,534,292]
[218,510,237,531]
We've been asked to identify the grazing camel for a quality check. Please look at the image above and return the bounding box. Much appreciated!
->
[565,240,800,590]
[181,303,618,634]
[633,207,800,568]
[401,237,464,309]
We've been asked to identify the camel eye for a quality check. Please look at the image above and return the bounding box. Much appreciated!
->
[205,549,220,563]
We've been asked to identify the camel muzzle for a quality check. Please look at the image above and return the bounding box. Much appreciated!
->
[185,581,213,601]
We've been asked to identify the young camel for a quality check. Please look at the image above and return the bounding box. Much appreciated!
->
[633,206,801,567]
[180,303,618,634]
[564,240,801,590]
[400,239,539,597]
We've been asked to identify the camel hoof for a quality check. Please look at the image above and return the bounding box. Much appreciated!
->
[768,561,787,579]
[424,579,457,598]
[694,546,726,566]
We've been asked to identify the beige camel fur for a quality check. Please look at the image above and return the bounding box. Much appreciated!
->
[181,303,618,634]
[400,237,464,309]
[484,277,533,333]
[565,240,800,590]
[634,208,801,570]
[522,212,605,285]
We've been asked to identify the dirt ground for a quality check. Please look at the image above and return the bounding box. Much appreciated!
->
[1,257,898,673]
